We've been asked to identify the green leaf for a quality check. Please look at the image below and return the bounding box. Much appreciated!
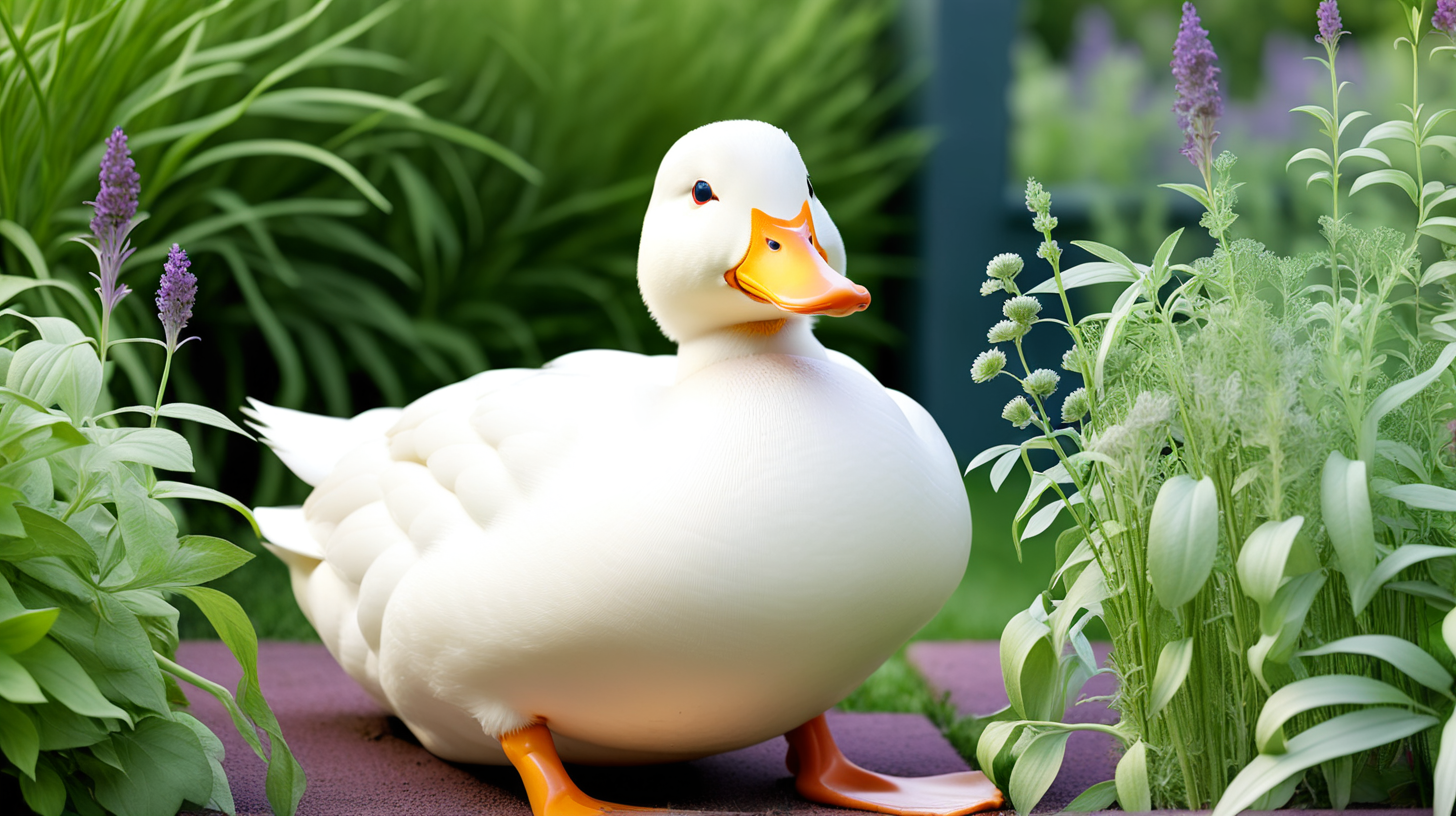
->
[1379,482,1456,511]
[1445,605,1456,655]
[146,536,254,589]
[1360,119,1418,147]
[1236,517,1306,608]
[1048,562,1109,650]
[1361,343,1456,462]
[1061,780,1118,812]
[1148,637,1194,720]
[976,720,1025,790]
[1114,740,1151,813]
[7,507,100,570]
[90,428,194,472]
[1350,169,1419,203]
[86,716,213,816]
[105,403,254,438]
[1323,452,1375,600]
[174,710,234,816]
[1286,147,1333,171]
[1355,545,1456,614]
[1256,675,1428,754]
[1292,104,1335,131]
[1212,708,1439,816]
[13,639,131,722]
[1299,635,1454,698]
[1026,262,1135,295]
[175,587,306,816]
[1158,182,1212,210]
[1008,730,1070,816]
[0,607,58,653]
[0,650,44,703]
[30,702,108,750]
[1069,240,1140,274]
[0,697,38,777]
[19,757,65,816]
[151,481,259,536]
[1000,607,1061,722]
[1422,261,1456,287]
[1321,756,1354,812]
[1436,712,1456,816]
[1338,147,1391,168]
[174,139,391,212]
[1147,475,1219,610]
[4,336,102,424]
[966,443,1020,475]
[1377,439,1431,482]
[1307,171,1334,190]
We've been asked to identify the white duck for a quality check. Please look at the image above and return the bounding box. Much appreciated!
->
[249,120,1001,816]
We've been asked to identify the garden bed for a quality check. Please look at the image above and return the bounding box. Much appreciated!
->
[174,642,973,816]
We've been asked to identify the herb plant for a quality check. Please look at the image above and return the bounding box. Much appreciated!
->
[0,129,299,816]
[971,2,1456,813]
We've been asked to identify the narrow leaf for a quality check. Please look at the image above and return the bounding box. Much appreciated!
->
[1148,638,1195,720]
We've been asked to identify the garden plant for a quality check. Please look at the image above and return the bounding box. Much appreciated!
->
[971,1,1456,813]
[0,130,299,816]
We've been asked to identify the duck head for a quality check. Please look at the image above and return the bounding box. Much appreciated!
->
[637,120,871,343]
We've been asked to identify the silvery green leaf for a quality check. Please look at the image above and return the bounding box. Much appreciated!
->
[1337,110,1371,137]
[1023,499,1064,542]
[1360,119,1417,146]
[1377,439,1431,482]
[1053,538,1094,589]
[156,403,254,438]
[1150,228,1183,285]
[1000,609,1062,722]
[1299,635,1454,698]
[991,447,1022,492]
[1146,475,1219,611]
[1292,104,1334,130]
[89,428,194,472]
[1307,170,1333,189]
[1009,730,1070,816]
[976,721,1026,789]
[1286,147,1332,170]
[1158,182,1212,210]
[1061,780,1117,812]
[1026,262,1135,295]
[1249,773,1302,810]
[1069,240,1140,274]
[967,443,1019,475]
[1148,637,1194,720]
[1321,756,1354,812]
[1436,713,1456,816]
[1423,260,1456,287]
[1337,146,1391,168]
[151,481,260,535]
[1236,517,1305,608]
[1379,482,1456,512]
[1094,283,1146,398]
[1386,580,1456,610]
[1354,545,1456,615]
[1012,474,1057,559]
[1445,606,1456,655]
[1114,741,1151,813]
[1255,675,1429,754]
[1361,343,1456,462]
[1350,168,1418,203]
[1322,452,1375,598]
[1049,562,1109,651]
[1212,708,1438,816]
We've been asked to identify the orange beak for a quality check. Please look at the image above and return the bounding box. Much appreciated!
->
[724,202,870,317]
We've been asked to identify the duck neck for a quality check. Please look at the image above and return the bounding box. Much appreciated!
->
[675,316,826,380]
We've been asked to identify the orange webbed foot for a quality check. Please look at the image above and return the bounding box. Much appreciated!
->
[784,714,1005,816]
[500,724,669,816]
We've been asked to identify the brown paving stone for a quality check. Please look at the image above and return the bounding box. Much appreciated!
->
[175,641,1000,816]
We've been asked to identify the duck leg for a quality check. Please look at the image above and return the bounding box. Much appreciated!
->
[500,724,667,816]
[784,714,1004,816]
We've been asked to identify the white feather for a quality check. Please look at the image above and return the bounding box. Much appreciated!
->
[242,398,401,487]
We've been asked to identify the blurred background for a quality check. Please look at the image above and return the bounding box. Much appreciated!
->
[2,0,1448,659]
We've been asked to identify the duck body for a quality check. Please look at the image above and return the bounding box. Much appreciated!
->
[253,120,1000,815]
[261,327,968,766]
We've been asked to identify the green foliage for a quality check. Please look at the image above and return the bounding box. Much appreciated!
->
[0,305,297,815]
[969,6,1456,814]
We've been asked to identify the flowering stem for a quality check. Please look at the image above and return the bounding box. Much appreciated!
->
[150,346,173,428]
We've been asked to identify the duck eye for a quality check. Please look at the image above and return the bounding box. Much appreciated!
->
[807,175,815,199]
[692,180,714,205]
[766,238,781,251]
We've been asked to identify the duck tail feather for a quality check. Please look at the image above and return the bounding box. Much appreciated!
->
[242,398,400,487]
[255,506,324,562]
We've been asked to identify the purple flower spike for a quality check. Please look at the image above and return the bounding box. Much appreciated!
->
[156,244,197,351]
[1171,2,1223,175]
[1437,0,1456,36]
[1317,0,1344,47]
[89,127,139,240]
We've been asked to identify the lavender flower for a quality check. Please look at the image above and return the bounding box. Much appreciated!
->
[1437,0,1456,37]
[1316,0,1344,47]
[156,244,197,351]
[89,127,139,239]
[1171,3,1223,177]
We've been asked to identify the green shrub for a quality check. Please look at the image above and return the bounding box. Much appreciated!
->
[971,3,1456,813]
